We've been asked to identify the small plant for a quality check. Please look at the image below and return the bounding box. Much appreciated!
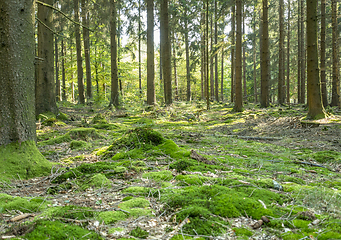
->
[130,226,148,239]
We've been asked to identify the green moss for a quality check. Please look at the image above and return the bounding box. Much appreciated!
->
[142,170,173,182]
[56,111,69,121]
[119,197,150,209]
[70,140,88,150]
[0,141,52,180]
[98,211,128,224]
[0,194,49,213]
[175,174,203,185]
[108,227,125,234]
[311,150,341,164]
[81,173,112,190]
[122,186,151,196]
[23,220,102,239]
[130,226,148,239]
[40,205,94,220]
[91,113,108,124]
[233,227,253,237]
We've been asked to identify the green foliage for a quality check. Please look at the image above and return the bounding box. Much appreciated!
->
[40,205,94,220]
[142,170,173,182]
[98,211,128,224]
[130,227,148,239]
[0,194,49,213]
[311,150,341,163]
[70,140,88,149]
[233,228,253,237]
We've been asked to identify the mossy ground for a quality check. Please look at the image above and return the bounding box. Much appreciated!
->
[1,103,340,239]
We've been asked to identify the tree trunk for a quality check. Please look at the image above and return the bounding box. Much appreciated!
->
[185,12,191,101]
[160,0,172,105]
[286,0,291,104]
[253,5,257,103]
[297,0,302,103]
[234,0,243,112]
[147,0,155,105]
[260,0,269,108]
[201,9,205,100]
[110,0,119,107]
[278,0,285,104]
[82,0,92,101]
[300,0,306,104]
[0,0,51,179]
[173,31,179,101]
[214,0,219,101]
[138,0,142,96]
[210,13,214,100]
[61,39,66,101]
[221,47,224,102]
[36,0,58,115]
[242,6,247,101]
[330,0,340,107]
[231,4,235,103]
[55,36,61,102]
[320,0,328,107]
[306,0,326,119]
[206,0,210,109]
[74,0,85,104]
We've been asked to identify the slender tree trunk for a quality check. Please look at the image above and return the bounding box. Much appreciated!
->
[201,9,205,100]
[261,0,269,108]
[286,0,291,103]
[331,0,340,107]
[147,0,155,105]
[82,0,92,101]
[36,0,58,115]
[74,0,85,104]
[210,13,214,100]
[161,0,172,105]
[306,0,326,119]
[61,39,66,101]
[297,0,301,103]
[253,5,257,103]
[138,0,142,96]
[234,0,243,112]
[55,36,60,102]
[110,0,119,107]
[278,0,285,104]
[320,0,328,107]
[221,47,224,102]
[185,12,191,101]
[206,0,210,109]
[242,6,247,101]
[214,0,219,101]
[173,31,179,101]
[118,6,123,96]
[231,5,235,103]
[300,0,306,104]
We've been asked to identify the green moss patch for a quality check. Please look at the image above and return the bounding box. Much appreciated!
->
[142,170,173,182]
[0,141,52,180]
[98,211,128,224]
[70,140,88,149]
[118,197,152,217]
[0,194,49,213]
[39,205,94,220]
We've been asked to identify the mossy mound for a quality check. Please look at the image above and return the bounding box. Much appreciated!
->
[0,194,49,213]
[142,170,173,182]
[130,226,149,239]
[70,140,88,149]
[98,211,129,224]
[80,173,112,190]
[21,220,102,239]
[118,197,152,217]
[310,150,341,164]
[39,128,104,146]
[91,113,108,124]
[39,205,94,220]
[0,141,52,180]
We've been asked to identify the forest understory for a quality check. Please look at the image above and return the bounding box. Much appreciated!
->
[1,102,341,240]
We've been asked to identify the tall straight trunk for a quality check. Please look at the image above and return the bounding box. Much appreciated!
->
[331,0,340,107]
[300,0,306,104]
[201,9,205,100]
[147,0,155,105]
[185,13,191,101]
[160,0,172,105]
[110,0,119,107]
[242,6,247,101]
[55,36,60,102]
[214,0,219,101]
[320,0,328,107]
[253,5,257,103]
[261,0,269,108]
[74,0,85,104]
[278,0,285,104]
[234,0,243,112]
[82,0,92,100]
[286,0,291,103]
[118,7,123,95]
[210,13,214,100]
[138,0,142,96]
[70,37,75,102]
[61,39,66,101]
[36,0,58,115]
[231,5,235,103]
[297,0,301,103]
[306,0,325,119]
[206,0,210,109]
[173,31,179,101]
[221,48,224,101]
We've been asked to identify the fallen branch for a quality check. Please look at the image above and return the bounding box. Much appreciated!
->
[162,217,190,240]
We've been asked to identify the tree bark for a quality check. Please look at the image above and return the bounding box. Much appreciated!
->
[278,0,285,104]
[306,0,326,119]
[286,0,291,104]
[36,0,58,115]
[74,0,85,104]
[110,0,119,107]
[234,0,243,112]
[253,4,257,103]
[185,11,191,101]
[214,0,219,101]
[231,4,235,103]
[138,0,142,96]
[330,0,340,107]
[242,6,247,101]
[300,0,306,104]
[160,0,172,105]
[55,36,60,102]
[147,0,155,105]
[260,0,269,108]
[206,0,209,109]
[201,9,205,100]
[173,31,179,101]
[210,13,214,100]
[297,0,302,103]
[320,0,328,107]
[82,0,92,101]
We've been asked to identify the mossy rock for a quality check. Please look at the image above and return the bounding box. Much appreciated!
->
[142,170,173,182]
[56,111,69,121]
[0,194,49,213]
[70,140,88,150]
[91,113,108,124]
[81,173,112,190]
[23,220,103,239]
[0,141,52,180]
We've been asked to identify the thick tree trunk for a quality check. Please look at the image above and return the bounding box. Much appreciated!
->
[306,0,326,119]
[231,5,235,103]
[74,0,85,104]
[221,48,224,102]
[320,0,328,107]
[147,0,155,105]
[160,0,172,105]
[110,0,119,107]
[82,0,92,101]
[0,0,51,179]
[260,0,269,108]
[278,0,285,104]
[330,0,340,107]
[234,0,243,112]
[36,0,58,115]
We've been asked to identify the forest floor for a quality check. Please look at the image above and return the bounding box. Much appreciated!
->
[1,102,341,240]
